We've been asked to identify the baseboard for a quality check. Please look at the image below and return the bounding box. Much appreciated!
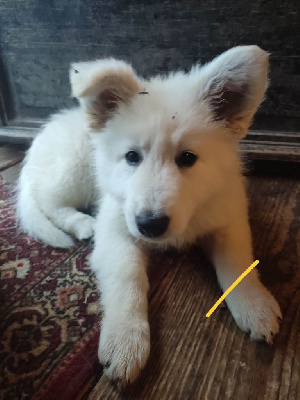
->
[0,120,299,163]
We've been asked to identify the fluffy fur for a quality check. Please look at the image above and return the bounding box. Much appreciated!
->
[17,46,282,387]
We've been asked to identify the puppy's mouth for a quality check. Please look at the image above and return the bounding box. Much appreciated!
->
[136,233,175,250]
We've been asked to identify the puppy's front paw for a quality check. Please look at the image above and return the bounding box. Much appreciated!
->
[228,285,282,344]
[99,317,150,388]
[73,214,95,240]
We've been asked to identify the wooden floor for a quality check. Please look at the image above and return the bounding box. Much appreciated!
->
[1,144,299,400]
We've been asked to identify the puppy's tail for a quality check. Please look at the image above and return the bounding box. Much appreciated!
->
[17,182,74,248]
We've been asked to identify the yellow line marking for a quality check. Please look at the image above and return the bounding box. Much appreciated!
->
[206,260,259,318]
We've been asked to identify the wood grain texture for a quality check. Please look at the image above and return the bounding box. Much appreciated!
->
[87,176,300,400]
[0,0,299,130]
[0,144,24,171]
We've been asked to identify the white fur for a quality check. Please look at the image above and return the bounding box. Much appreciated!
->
[17,108,97,247]
[17,46,281,387]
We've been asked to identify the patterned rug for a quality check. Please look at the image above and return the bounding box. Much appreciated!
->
[0,176,174,399]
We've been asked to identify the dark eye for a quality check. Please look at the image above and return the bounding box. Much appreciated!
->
[125,150,142,166]
[176,151,198,168]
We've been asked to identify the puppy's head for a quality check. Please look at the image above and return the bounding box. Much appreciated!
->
[70,46,269,246]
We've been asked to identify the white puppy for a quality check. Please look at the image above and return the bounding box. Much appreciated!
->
[17,46,282,387]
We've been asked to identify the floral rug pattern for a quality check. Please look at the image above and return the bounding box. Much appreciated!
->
[0,176,100,400]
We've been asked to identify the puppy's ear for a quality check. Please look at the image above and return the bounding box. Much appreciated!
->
[70,59,142,129]
[198,46,269,138]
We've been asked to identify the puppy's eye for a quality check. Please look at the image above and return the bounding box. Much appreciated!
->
[176,151,198,168]
[125,150,142,166]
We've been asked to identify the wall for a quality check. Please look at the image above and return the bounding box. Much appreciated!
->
[0,0,299,131]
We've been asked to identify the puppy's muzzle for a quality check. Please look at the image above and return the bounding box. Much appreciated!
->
[136,211,169,238]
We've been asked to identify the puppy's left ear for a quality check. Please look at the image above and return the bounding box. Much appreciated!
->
[198,46,269,139]
[70,59,142,129]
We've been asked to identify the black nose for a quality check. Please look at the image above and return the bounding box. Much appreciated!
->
[136,211,169,238]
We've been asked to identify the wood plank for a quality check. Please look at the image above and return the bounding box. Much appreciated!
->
[240,141,300,162]
[0,144,24,171]
[246,131,300,142]
[87,176,300,399]
[0,162,22,184]
[0,126,39,145]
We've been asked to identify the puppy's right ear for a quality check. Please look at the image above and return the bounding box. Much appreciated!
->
[70,59,142,129]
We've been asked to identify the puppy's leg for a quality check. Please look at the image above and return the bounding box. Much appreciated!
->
[91,199,150,387]
[208,215,281,343]
[49,207,95,241]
